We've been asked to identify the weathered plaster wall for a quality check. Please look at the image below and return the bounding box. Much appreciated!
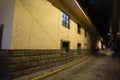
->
[12,0,91,49]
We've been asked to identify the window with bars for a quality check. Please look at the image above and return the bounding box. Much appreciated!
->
[62,11,70,28]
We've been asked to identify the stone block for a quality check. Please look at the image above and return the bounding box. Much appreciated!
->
[9,71,22,79]
[32,66,42,73]
[31,62,38,67]
[22,68,33,75]
[51,55,55,59]
[10,51,24,57]
[41,65,47,70]
[47,55,52,59]
[23,66,42,74]
[54,54,61,58]
[24,51,38,56]
[53,59,57,63]
[30,56,39,62]
[39,56,43,60]
[39,56,42,60]
[9,57,21,64]
[40,55,48,60]
[21,57,29,63]
[23,62,31,69]
[45,60,49,64]
[49,59,53,64]
[37,51,45,55]
[9,64,23,72]
[33,66,42,72]
[38,61,46,66]
[45,64,50,69]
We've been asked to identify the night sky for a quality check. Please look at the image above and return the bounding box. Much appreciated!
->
[78,0,113,41]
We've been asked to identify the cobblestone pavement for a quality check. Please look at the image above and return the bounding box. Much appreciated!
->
[43,51,120,80]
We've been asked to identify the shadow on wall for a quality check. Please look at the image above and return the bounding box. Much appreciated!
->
[0,50,9,80]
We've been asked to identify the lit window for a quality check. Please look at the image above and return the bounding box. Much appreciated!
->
[62,11,70,28]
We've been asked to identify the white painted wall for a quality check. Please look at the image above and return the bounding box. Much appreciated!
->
[0,0,15,49]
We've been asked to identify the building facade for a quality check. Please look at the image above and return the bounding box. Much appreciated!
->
[0,0,102,79]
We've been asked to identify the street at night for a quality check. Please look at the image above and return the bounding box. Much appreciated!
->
[0,0,120,79]
[44,50,120,80]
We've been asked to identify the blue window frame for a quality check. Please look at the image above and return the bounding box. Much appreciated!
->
[62,11,70,28]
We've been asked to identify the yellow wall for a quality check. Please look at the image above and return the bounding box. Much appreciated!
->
[11,0,91,49]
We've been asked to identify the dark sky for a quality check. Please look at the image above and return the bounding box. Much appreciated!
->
[78,0,113,41]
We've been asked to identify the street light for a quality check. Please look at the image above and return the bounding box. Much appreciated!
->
[116,32,120,35]
[108,33,111,36]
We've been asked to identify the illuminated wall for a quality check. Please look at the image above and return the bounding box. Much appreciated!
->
[97,40,102,49]
[11,0,91,49]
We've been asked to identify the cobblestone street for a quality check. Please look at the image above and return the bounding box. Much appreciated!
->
[44,51,120,80]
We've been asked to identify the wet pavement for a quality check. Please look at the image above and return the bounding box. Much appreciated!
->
[43,50,120,80]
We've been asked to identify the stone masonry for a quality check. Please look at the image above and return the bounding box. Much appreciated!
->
[0,49,91,79]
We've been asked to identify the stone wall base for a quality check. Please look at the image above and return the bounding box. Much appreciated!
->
[0,49,92,79]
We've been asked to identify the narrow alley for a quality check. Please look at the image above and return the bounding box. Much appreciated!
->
[43,50,120,80]
[0,0,120,80]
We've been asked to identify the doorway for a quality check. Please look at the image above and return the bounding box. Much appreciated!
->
[77,43,81,54]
